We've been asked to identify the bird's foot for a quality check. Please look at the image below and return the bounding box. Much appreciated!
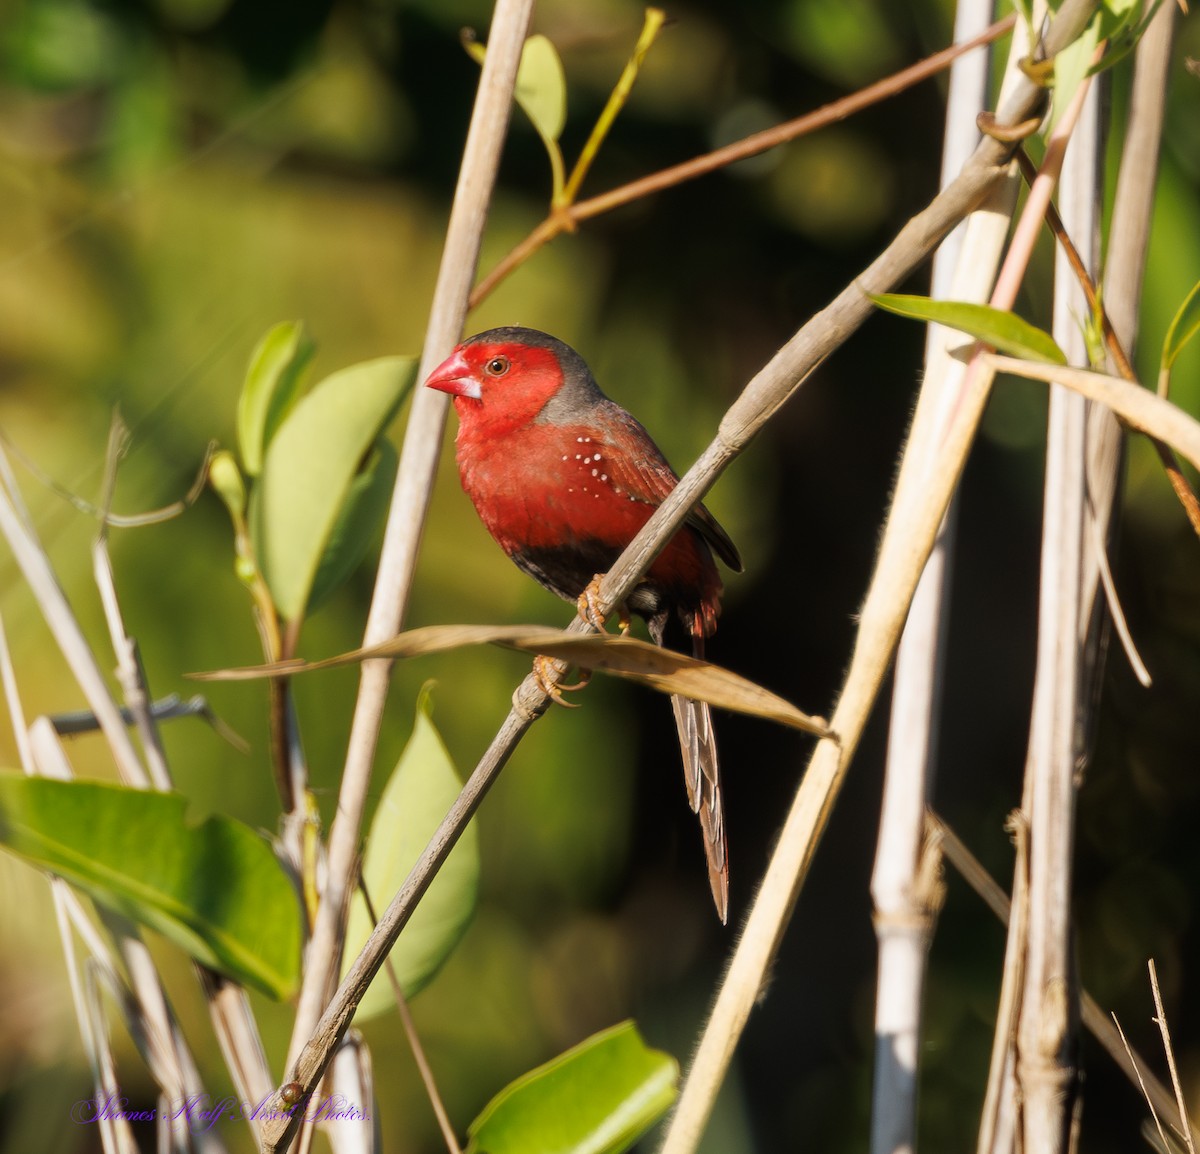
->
[578,575,631,635]
[533,654,592,708]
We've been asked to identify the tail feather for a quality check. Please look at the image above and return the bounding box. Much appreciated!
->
[650,617,729,923]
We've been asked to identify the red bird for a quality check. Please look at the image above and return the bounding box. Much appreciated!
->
[426,326,742,921]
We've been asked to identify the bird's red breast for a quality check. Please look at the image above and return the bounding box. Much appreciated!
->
[426,327,740,638]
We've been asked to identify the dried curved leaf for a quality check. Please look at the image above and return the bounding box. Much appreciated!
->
[193,624,831,737]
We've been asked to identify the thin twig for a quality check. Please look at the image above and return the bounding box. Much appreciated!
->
[1149,959,1197,1154]
[361,882,462,1154]
[934,813,1200,1150]
[470,13,1018,306]
[1111,1012,1172,1153]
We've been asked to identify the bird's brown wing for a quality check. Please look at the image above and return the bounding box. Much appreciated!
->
[591,404,742,572]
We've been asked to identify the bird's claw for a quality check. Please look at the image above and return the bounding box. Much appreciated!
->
[533,654,591,708]
[578,575,631,635]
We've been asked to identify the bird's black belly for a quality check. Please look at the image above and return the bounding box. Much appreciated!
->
[511,541,669,621]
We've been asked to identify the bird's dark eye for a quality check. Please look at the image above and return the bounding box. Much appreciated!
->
[484,355,511,377]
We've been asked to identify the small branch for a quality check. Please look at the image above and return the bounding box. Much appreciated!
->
[470,13,1018,307]
[361,882,461,1154]
[559,8,668,206]
[1149,959,1196,1154]
[934,814,1200,1151]
[1111,1013,1172,1154]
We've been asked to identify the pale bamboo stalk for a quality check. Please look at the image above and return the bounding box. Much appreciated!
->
[282,0,535,1087]
[0,617,135,1154]
[1014,73,1102,1154]
[0,476,148,786]
[90,452,273,1133]
[869,3,996,1150]
[660,16,1103,1149]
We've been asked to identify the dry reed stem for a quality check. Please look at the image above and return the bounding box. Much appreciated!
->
[868,3,997,1149]
[934,814,1200,1149]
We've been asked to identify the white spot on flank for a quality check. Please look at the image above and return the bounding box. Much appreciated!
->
[594,452,602,461]
[576,436,584,443]
[601,474,608,482]
[575,454,582,460]
[591,468,598,477]
[583,456,592,463]
[561,455,568,461]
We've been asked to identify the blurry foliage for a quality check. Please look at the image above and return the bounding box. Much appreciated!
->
[0,0,1197,1151]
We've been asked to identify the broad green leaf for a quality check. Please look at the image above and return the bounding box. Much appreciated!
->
[254,355,415,621]
[193,624,831,737]
[869,294,1067,365]
[306,437,398,613]
[237,321,316,476]
[1162,277,1200,373]
[0,774,301,999]
[466,1020,678,1154]
[343,687,479,1019]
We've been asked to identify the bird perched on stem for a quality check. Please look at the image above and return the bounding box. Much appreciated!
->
[426,326,742,922]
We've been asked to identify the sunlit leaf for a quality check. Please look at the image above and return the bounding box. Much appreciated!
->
[465,32,566,198]
[0,774,301,999]
[466,1021,678,1154]
[193,624,831,737]
[237,320,315,477]
[253,355,415,621]
[465,33,566,143]
[869,294,1067,365]
[342,686,479,1019]
[1162,277,1200,373]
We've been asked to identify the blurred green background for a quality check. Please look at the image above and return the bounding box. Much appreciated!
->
[1,0,1199,1150]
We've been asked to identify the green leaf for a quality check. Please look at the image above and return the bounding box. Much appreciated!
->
[869,294,1068,365]
[237,321,316,477]
[514,35,567,144]
[343,687,479,1019]
[1049,10,1101,132]
[466,1021,678,1154]
[465,33,566,143]
[0,774,301,999]
[253,355,415,621]
[1162,277,1200,373]
[465,32,566,199]
[306,436,398,613]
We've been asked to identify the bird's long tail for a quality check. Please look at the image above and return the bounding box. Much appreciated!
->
[649,618,728,923]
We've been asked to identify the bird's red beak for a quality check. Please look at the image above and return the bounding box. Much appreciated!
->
[425,348,482,400]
